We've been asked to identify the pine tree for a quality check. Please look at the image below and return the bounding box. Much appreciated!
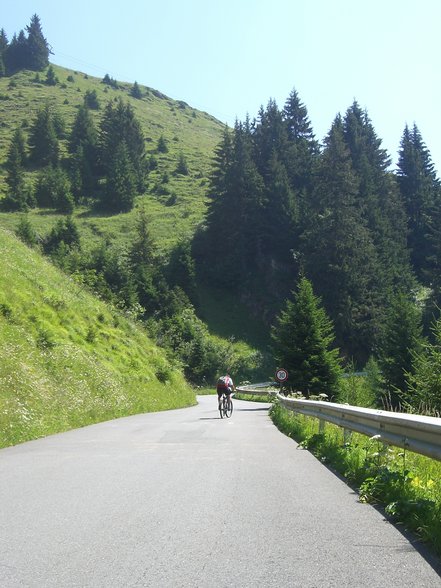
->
[425,203,441,323]
[44,216,80,254]
[175,152,189,175]
[263,150,297,259]
[167,239,197,303]
[0,28,7,53]
[3,128,30,211]
[129,207,156,267]
[25,14,50,70]
[69,104,96,152]
[377,293,423,409]
[343,103,412,291]
[405,318,441,413]
[15,215,38,247]
[45,64,57,85]
[130,81,142,99]
[84,89,100,110]
[70,145,95,201]
[5,30,27,73]
[28,103,59,166]
[102,141,136,212]
[252,99,288,179]
[35,165,74,212]
[282,88,318,221]
[302,116,381,361]
[0,29,7,77]
[99,98,145,191]
[397,123,440,280]
[271,277,341,398]
[157,134,168,153]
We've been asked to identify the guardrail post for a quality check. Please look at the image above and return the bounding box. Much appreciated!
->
[319,419,325,434]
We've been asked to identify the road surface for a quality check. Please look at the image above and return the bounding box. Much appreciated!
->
[0,396,440,587]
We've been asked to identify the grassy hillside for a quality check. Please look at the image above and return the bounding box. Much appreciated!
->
[0,64,272,388]
[0,63,224,252]
[0,228,195,448]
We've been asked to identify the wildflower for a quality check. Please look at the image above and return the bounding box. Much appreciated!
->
[410,476,424,489]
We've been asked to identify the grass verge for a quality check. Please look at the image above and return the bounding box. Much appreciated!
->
[234,393,273,403]
[270,402,441,557]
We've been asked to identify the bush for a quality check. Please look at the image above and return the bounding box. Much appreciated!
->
[35,166,74,212]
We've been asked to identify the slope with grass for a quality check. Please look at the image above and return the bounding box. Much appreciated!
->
[0,64,272,386]
[0,228,195,448]
[0,64,224,252]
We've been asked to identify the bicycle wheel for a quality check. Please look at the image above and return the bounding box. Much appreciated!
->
[225,398,233,418]
[219,397,225,419]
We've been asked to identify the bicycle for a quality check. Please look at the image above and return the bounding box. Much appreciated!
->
[219,393,233,419]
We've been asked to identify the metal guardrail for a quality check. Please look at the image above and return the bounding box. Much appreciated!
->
[236,383,441,462]
[235,382,276,396]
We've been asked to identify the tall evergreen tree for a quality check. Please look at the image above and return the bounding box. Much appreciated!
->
[130,81,142,99]
[425,203,441,323]
[15,214,38,247]
[45,64,57,85]
[70,145,95,201]
[377,292,423,409]
[69,104,97,153]
[167,239,197,303]
[25,14,50,71]
[405,317,441,413]
[3,128,29,211]
[102,141,136,212]
[0,29,8,54]
[282,88,318,202]
[28,103,59,166]
[44,216,80,254]
[397,123,440,280]
[271,277,341,398]
[5,31,27,73]
[129,207,156,267]
[303,116,381,361]
[343,102,412,291]
[35,165,74,212]
[263,149,298,259]
[68,104,97,199]
[252,99,288,179]
[203,120,265,284]
[99,98,145,191]
[0,28,7,77]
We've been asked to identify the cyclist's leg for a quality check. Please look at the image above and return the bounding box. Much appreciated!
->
[226,391,233,409]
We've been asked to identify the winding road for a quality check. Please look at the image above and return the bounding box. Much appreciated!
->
[0,396,440,587]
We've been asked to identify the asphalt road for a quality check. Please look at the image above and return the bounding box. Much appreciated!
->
[0,396,440,587]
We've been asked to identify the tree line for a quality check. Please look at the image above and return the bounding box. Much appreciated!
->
[0,15,50,76]
[3,95,153,213]
[197,89,441,412]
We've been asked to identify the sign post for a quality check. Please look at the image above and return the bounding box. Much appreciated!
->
[275,368,288,395]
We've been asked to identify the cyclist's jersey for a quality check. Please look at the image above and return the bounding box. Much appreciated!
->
[217,375,234,394]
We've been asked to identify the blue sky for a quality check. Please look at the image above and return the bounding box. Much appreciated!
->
[4,0,441,171]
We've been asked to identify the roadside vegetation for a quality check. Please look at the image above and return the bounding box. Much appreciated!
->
[0,228,196,448]
[270,401,441,557]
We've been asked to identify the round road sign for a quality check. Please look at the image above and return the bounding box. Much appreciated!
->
[275,368,288,382]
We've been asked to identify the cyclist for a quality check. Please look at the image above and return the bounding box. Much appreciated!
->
[216,374,235,411]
